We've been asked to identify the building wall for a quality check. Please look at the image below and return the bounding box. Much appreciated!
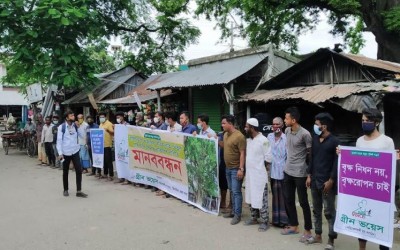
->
[192,86,227,131]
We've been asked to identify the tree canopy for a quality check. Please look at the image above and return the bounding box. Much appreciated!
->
[0,0,200,90]
[195,0,400,63]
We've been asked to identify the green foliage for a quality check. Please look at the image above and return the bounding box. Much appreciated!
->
[0,0,200,90]
[185,136,218,199]
[344,17,365,54]
[383,6,400,32]
[195,0,400,58]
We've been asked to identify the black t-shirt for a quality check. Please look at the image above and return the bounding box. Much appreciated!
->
[309,134,339,190]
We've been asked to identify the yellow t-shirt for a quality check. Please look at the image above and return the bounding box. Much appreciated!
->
[100,120,114,147]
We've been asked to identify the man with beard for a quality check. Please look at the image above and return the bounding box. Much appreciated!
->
[243,118,271,232]
[57,110,88,198]
[267,117,289,228]
[305,113,339,248]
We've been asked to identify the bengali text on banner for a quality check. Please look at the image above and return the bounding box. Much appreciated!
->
[334,146,396,248]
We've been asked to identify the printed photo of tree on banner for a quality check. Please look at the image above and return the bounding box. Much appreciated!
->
[184,136,219,213]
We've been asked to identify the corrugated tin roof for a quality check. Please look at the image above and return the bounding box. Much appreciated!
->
[340,53,400,73]
[0,89,29,106]
[148,53,268,90]
[63,72,140,104]
[261,49,400,90]
[98,90,173,104]
[239,82,392,104]
[98,74,174,104]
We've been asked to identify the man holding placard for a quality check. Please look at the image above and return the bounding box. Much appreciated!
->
[336,108,396,250]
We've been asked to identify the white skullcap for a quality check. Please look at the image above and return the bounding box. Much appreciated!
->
[246,118,259,127]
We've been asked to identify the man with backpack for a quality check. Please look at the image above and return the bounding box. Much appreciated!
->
[56,110,88,198]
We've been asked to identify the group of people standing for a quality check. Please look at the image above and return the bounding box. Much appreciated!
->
[29,105,396,250]
[217,107,396,250]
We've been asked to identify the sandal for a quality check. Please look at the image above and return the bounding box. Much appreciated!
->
[324,243,335,250]
[258,223,269,232]
[281,227,299,235]
[156,191,166,196]
[299,234,313,243]
[305,236,322,245]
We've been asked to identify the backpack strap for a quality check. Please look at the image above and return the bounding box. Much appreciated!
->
[61,122,78,143]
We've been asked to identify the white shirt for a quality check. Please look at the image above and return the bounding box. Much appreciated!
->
[356,134,395,151]
[167,122,182,132]
[200,126,216,137]
[245,133,271,209]
[56,122,81,156]
[41,124,54,143]
[78,122,88,145]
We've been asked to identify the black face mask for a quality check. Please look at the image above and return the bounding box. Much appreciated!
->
[88,121,94,125]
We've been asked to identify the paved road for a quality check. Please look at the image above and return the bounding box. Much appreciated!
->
[0,150,399,250]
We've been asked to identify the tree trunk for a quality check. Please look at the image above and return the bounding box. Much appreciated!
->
[361,0,400,63]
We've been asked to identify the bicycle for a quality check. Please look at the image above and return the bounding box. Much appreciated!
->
[25,131,37,157]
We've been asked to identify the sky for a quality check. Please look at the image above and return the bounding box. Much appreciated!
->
[183,13,378,62]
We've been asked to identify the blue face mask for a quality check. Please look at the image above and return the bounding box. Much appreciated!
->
[362,122,376,135]
[313,124,322,136]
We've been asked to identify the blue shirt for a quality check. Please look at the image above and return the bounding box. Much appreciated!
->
[267,132,287,180]
[155,122,168,131]
[182,123,197,134]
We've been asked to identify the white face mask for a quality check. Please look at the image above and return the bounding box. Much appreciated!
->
[99,117,106,123]
[154,117,159,123]
[53,120,59,125]
[165,121,170,126]
[116,118,121,124]
[197,123,202,130]
[146,119,151,123]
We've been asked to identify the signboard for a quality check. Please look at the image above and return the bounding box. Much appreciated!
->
[26,83,43,103]
[335,146,396,248]
[90,129,104,169]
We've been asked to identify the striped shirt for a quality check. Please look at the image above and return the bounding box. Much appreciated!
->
[267,133,287,180]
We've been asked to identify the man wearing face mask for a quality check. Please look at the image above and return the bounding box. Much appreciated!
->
[114,111,132,185]
[99,112,114,181]
[354,108,394,250]
[86,115,100,176]
[194,114,216,137]
[305,113,339,248]
[267,117,289,228]
[150,111,168,130]
[180,111,197,134]
[77,114,90,173]
[115,111,128,125]
[243,118,271,232]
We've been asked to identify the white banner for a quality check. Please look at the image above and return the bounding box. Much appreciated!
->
[114,125,131,179]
